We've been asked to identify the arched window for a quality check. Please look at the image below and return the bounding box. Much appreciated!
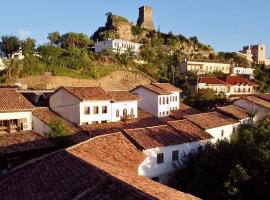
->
[116,109,119,117]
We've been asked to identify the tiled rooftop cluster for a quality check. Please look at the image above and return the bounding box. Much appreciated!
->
[199,75,257,86]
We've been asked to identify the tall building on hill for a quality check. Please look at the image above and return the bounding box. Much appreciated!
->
[137,6,155,31]
[238,44,270,66]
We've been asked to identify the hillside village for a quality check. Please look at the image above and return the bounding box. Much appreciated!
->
[1,5,270,200]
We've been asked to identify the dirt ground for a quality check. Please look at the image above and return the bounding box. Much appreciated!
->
[16,70,154,91]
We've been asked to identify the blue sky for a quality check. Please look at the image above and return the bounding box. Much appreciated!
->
[1,0,269,56]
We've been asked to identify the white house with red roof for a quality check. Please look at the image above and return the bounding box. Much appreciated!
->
[124,121,212,183]
[131,83,182,118]
[0,89,34,133]
[197,75,258,96]
[49,87,139,125]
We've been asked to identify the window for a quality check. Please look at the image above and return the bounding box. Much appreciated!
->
[102,106,107,114]
[92,121,98,124]
[172,150,179,161]
[163,97,165,104]
[82,122,89,125]
[157,153,164,164]
[116,109,119,117]
[162,111,165,116]
[166,111,169,115]
[131,108,134,116]
[93,106,99,114]
[166,97,169,104]
[175,96,178,102]
[84,107,90,115]
[221,130,224,137]
[101,120,107,123]
[159,97,162,105]
[159,112,162,116]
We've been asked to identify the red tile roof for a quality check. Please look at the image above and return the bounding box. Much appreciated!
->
[242,95,270,110]
[132,83,181,95]
[216,105,249,120]
[107,90,139,101]
[0,132,199,200]
[57,87,139,102]
[225,75,258,86]
[170,103,202,119]
[168,119,213,141]
[184,111,238,129]
[255,93,270,102]
[0,89,34,112]
[199,76,227,85]
[152,83,183,92]
[124,124,210,150]
[63,86,109,100]
[0,131,54,155]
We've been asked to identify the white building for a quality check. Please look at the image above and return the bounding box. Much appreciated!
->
[0,58,7,71]
[197,75,258,96]
[0,88,34,133]
[184,111,240,143]
[180,60,231,75]
[233,67,255,79]
[233,95,270,122]
[131,83,182,118]
[95,39,142,54]
[49,87,139,125]
[124,121,212,183]
[11,49,24,60]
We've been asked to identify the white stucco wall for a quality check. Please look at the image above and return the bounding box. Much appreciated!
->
[0,111,32,131]
[138,140,209,179]
[132,87,159,117]
[50,88,81,125]
[32,115,51,137]
[205,123,240,143]
[181,61,231,74]
[111,101,138,122]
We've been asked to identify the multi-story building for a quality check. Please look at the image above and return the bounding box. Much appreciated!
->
[131,83,182,118]
[238,44,270,66]
[0,88,34,133]
[233,66,255,79]
[95,39,142,54]
[49,87,139,125]
[180,60,231,74]
[197,75,258,96]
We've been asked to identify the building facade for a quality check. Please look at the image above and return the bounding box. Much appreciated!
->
[0,89,34,134]
[180,60,231,74]
[131,83,182,118]
[233,66,255,79]
[95,39,142,54]
[49,87,138,125]
[239,44,270,66]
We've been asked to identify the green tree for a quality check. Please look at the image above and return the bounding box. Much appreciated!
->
[21,37,36,56]
[0,35,20,58]
[190,36,198,44]
[47,119,72,147]
[47,31,61,46]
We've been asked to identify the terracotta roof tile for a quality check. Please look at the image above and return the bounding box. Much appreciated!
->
[170,103,202,119]
[216,105,249,120]
[124,125,205,150]
[243,95,270,110]
[168,119,213,141]
[64,86,109,100]
[132,84,171,95]
[199,77,227,85]
[225,75,258,86]
[184,111,238,129]
[0,132,199,200]
[0,131,54,155]
[0,89,34,112]
[151,83,182,92]
[107,90,139,101]
[255,93,270,102]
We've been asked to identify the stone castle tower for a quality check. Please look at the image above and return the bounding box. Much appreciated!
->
[137,6,155,31]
